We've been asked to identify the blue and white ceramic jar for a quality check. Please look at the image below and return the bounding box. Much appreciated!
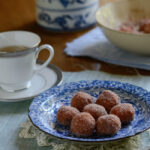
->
[35,0,99,32]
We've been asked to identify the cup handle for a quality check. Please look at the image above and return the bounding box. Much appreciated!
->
[34,44,54,72]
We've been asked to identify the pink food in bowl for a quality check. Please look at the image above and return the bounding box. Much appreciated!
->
[119,19,150,34]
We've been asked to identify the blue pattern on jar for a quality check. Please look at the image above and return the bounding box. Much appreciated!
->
[48,0,88,7]
[74,12,89,28]
[38,12,90,30]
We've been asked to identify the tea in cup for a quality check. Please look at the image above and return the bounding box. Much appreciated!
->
[0,31,54,92]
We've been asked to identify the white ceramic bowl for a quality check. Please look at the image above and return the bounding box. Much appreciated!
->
[35,0,99,32]
[96,0,150,55]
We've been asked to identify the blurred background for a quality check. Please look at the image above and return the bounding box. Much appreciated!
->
[0,0,119,72]
[1,0,149,76]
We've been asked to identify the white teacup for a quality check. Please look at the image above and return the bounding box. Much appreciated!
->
[0,31,54,92]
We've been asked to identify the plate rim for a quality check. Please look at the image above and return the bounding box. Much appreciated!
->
[28,80,150,143]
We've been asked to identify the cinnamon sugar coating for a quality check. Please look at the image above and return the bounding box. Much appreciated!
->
[83,104,107,120]
[96,114,121,136]
[96,90,120,113]
[57,106,80,126]
[70,112,95,137]
[71,92,94,111]
[110,103,135,124]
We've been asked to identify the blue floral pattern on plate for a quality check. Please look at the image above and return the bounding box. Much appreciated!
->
[29,80,150,143]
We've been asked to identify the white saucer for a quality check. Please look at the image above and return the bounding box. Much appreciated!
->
[0,63,62,102]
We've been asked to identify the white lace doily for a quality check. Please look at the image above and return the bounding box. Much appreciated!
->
[19,120,150,150]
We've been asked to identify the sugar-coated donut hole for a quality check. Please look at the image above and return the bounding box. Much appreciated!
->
[96,90,120,113]
[110,103,135,124]
[83,104,107,120]
[57,106,80,126]
[96,114,121,136]
[70,112,95,137]
[71,91,94,111]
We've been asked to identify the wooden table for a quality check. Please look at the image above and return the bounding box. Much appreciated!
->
[0,0,149,75]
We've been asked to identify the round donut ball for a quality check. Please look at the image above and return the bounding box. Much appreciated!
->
[70,112,95,137]
[57,106,80,126]
[83,104,107,120]
[110,103,135,124]
[71,91,94,111]
[96,90,120,113]
[96,114,121,136]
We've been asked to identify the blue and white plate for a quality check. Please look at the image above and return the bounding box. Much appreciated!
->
[29,80,150,143]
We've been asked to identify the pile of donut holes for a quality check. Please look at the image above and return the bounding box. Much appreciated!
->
[57,90,135,137]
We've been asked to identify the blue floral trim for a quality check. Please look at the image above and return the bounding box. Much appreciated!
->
[36,2,97,12]
[38,12,90,30]
[48,0,88,8]
[29,80,150,143]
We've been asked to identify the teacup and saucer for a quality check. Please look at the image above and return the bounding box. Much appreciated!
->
[0,31,62,102]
